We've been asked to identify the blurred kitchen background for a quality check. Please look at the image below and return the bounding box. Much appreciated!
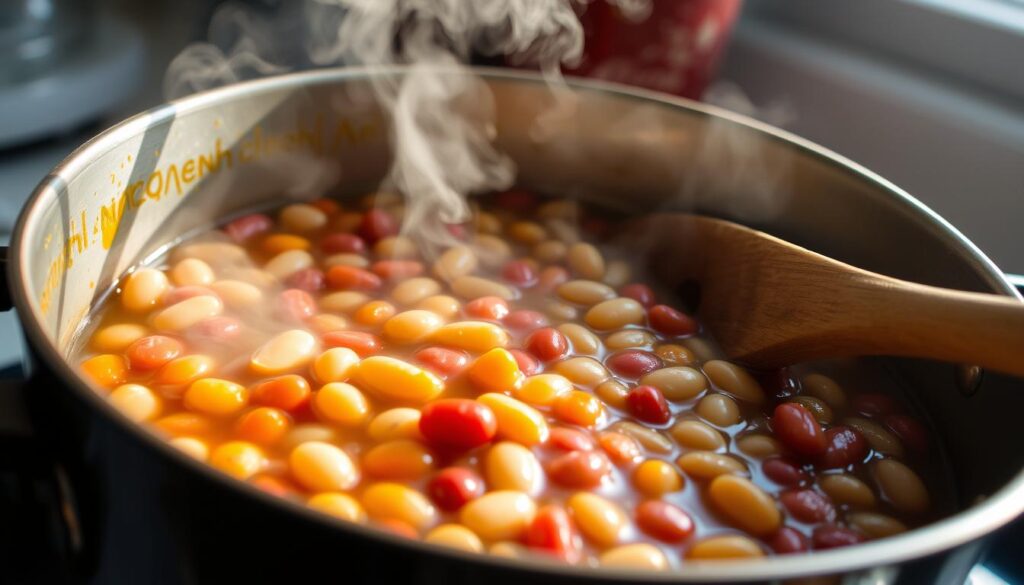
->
[1,0,1021,364]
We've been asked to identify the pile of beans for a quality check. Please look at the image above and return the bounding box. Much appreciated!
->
[77,190,941,570]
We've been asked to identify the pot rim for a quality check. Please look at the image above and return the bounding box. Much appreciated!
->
[9,66,1024,581]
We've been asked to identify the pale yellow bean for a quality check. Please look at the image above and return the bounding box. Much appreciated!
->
[289,441,358,491]
[432,321,509,352]
[92,323,149,352]
[312,347,360,383]
[820,473,877,509]
[152,295,223,331]
[603,260,631,288]
[671,420,727,451]
[735,434,782,459]
[356,356,444,403]
[222,267,277,288]
[323,253,370,269]
[314,382,370,426]
[363,440,434,480]
[280,203,327,232]
[542,299,578,322]
[803,373,848,409]
[486,442,543,496]
[475,211,502,234]
[508,221,548,245]
[708,475,780,536]
[584,298,644,330]
[375,236,418,259]
[362,482,437,530]
[848,512,907,539]
[250,329,318,375]
[121,268,170,312]
[211,280,263,309]
[595,379,629,411]
[170,258,215,286]
[567,492,627,547]
[172,241,247,266]
[605,329,656,350]
[557,280,616,306]
[515,374,573,406]
[391,277,441,306]
[169,437,208,461]
[557,323,602,356]
[789,396,833,424]
[320,291,370,314]
[682,337,720,363]
[677,452,748,480]
[433,245,478,281]
[473,235,512,268]
[696,394,742,427]
[845,417,905,457]
[264,249,314,279]
[687,535,764,560]
[451,275,515,301]
[460,491,537,541]
[367,408,422,442]
[478,393,549,446]
[544,218,580,244]
[532,240,567,263]
[307,314,349,334]
[283,424,338,450]
[416,295,461,319]
[640,367,707,401]
[425,524,484,552]
[600,543,668,570]
[308,493,366,523]
[553,356,609,386]
[703,360,765,404]
[611,421,673,454]
[383,310,444,344]
[567,243,605,280]
[108,384,161,422]
[873,459,930,514]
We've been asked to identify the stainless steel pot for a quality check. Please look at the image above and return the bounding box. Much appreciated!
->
[7,67,1024,583]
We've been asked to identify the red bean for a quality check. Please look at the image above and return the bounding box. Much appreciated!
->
[419,399,497,449]
[371,260,424,281]
[414,347,470,378]
[525,505,579,562]
[504,310,548,331]
[321,331,383,356]
[755,367,800,401]
[126,335,183,371]
[285,267,325,292]
[762,457,808,487]
[320,233,366,254]
[188,316,241,343]
[427,467,485,511]
[546,450,611,488]
[648,305,698,336]
[619,283,655,308]
[884,414,929,454]
[165,285,218,305]
[772,403,826,457]
[780,489,836,523]
[501,260,537,287]
[525,328,569,362]
[326,266,382,291]
[851,393,899,418]
[769,526,809,555]
[626,385,671,425]
[812,525,865,550]
[276,289,316,322]
[358,209,398,244]
[509,349,541,376]
[224,213,272,242]
[495,189,537,212]
[606,350,662,379]
[465,296,509,320]
[536,266,570,293]
[547,427,595,451]
[635,500,694,543]
[819,426,869,469]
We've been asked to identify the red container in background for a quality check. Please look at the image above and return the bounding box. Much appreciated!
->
[567,0,743,99]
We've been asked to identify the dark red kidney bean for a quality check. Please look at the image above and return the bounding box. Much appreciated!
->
[525,505,580,562]
[606,350,662,379]
[445,223,468,240]
[188,316,241,343]
[536,266,570,293]
[626,385,671,425]
[276,289,316,322]
[414,347,470,378]
[635,500,694,543]
[755,367,800,401]
[619,283,655,308]
[547,427,595,451]
[769,527,810,555]
[762,457,809,487]
[165,285,218,305]
[285,267,325,293]
[504,310,549,331]
[648,304,698,336]
[320,232,366,254]
[781,489,836,523]
[812,525,865,550]
[851,393,899,418]
[224,213,272,242]
[501,260,537,287]
[819,426,869,469]
[884,414,929,454]
[419,399,498,449]
[546,451,611,488]
[773,403,827,457]
[495,189,537,212]
[357,208,398,244]
[321,330,383,356]
[509,349,541,376]
[371,260,424,281]
[427,467,484,511]
[465,296,510,321]
[525,328,569,362]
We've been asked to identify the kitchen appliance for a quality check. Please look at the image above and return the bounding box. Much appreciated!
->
[4,67,1023,583]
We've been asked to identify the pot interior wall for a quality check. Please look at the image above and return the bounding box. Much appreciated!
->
[20,70,1023,527]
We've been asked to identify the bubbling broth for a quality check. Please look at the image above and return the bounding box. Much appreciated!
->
[75,190,950,569]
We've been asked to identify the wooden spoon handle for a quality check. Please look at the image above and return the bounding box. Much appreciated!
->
[839,274,1024,376]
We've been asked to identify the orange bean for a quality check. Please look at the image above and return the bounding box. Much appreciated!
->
[467,348,524,394]
[250,375,311,412]
[81,354,128,389]
[363,440,434,480]
[354,300,397,326]
[236,407,291,445]
[553,390,606,427]
[263,234,312,254]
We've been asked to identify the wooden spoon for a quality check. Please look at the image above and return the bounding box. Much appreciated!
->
[633,213,1024,376]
